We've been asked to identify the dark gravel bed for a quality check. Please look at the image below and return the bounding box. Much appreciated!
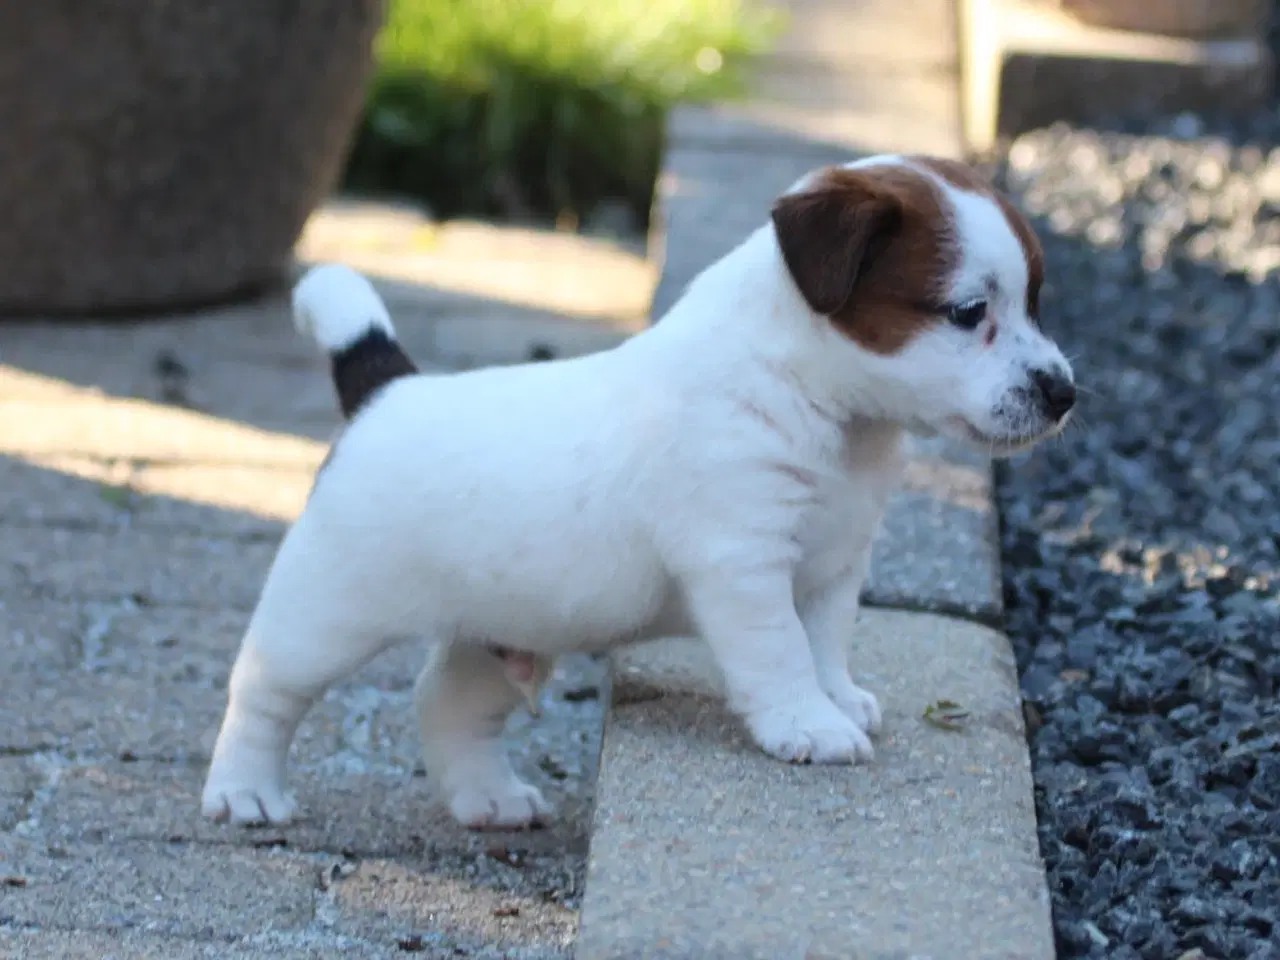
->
[995,113,1280,957]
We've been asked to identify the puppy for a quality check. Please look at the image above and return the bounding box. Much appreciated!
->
[202,154,1074,831]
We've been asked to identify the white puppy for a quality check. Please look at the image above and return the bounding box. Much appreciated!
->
[202,154,1074,831]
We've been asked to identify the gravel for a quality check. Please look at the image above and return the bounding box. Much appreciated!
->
[994,89,1280,957]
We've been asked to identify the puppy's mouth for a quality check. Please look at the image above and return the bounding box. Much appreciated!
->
[945,415,1067,458]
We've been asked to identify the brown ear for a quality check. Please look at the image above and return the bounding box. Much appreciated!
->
[770,173,903,316]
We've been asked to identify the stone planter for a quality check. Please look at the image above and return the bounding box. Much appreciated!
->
[1056,0,1268,38]
[0,0,384,315]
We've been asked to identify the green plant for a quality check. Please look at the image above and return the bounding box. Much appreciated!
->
[340,0,782,228]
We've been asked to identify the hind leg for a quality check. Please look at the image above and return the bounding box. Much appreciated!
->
[415,642,553,830]
[202,597,399,826]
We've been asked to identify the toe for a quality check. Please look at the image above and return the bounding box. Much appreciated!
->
[449,791,498,829]
[749,696,875,766]
[829,684,883,736]
[226,790,269,826]
[201,792,230,822]
[450,780,553,831]
[258,790,298,824]
[508,784,551,825]
[862,697,883,735]
[210,788,295,827]
[811,725,874,764]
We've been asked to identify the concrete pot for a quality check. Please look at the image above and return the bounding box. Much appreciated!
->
[1056,0,1268,38]
[0,0,384,315]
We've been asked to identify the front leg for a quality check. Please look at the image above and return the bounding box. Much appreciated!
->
[796,551,883,736]
[684,565,873,764]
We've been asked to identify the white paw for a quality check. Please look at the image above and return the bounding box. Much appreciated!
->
[747,694,874,765]
[447,776,551,831]
[202,754,297,826]
[827,681,883,735]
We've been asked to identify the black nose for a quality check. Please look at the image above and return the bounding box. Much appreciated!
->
[1032,368,1076,420]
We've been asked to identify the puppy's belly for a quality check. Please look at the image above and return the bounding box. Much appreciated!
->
[442,555,674,655]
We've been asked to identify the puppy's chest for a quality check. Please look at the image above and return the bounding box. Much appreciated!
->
[797,450,904,549]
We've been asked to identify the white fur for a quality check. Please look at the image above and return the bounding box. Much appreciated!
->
[202,157,1073,830]
[292,263,394,351]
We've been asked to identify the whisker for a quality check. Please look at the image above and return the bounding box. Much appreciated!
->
[1060,415,1090,446]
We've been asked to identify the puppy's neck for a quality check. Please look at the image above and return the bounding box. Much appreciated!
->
[652,226,895,432]
[839,414,907,472]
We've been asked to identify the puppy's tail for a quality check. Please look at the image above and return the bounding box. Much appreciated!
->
[292,264,418,420]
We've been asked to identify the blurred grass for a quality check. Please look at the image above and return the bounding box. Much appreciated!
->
[339,0,783,231]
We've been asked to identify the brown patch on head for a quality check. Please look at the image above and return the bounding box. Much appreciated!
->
[770,164,958,354]
[910,156,1044,322]
[995,193,1044,321]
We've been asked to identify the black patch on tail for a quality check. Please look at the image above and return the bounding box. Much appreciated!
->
[330,328,418,419]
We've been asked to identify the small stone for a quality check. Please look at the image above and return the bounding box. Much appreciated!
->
[485,845,525,867]
[1171,895,1214,926]
[317,859,358,892]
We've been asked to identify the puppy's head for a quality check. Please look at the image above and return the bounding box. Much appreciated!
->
[770,156,1074,456]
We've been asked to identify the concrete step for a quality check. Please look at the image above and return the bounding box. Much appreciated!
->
[576,612,1054,959]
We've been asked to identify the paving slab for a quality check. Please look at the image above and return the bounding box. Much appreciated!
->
[0,929,392,960]
[0,454,301,538]
[0,591,605,945]
[0,832,574,957]
[297,200,653,326]
[0,759,41,832]
[0,202,649,442]
[25,661,603,850]
[866,434,1003,620]
[577,609,1053,960]
[0,604,457,770]
[0,394,328,467]
[0,593,603,843]
[2,523,275,611]
[0,598,246,686]
[665,0,960,157]
[0,667,228,759]
[0,318,344,446]
[0,603,603,954]
[0,834,316,940]
[319,855,576,956]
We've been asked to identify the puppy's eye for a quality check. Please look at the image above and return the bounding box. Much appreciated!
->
[947,299,988,330]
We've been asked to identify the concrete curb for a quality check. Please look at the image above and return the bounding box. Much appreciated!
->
[578,615,1054,960]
